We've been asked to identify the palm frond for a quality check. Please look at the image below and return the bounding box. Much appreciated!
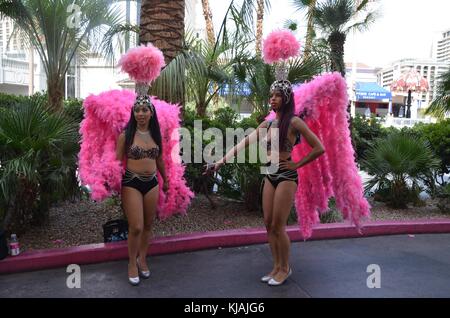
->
[288,53,327,83]
[346,9,380,34]
[425,69,450,120]
[283,19,299,31]
[96,23,140,65]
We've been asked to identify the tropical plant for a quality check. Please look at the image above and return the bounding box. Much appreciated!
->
[255,0,272,56]
[412,119,450,187]
[361,132,440,209]
[201,0,215,46]
[291,0,318,58]
[319,198,343,223]
[235,52,327,123]
[351,114,387,163]
[149,0,274,112]
[139,0,185,64]
[0,95,80,233]
[435,183,450,214]
[425,69,450,120]
[0,93,27,110]
[311,0,378,76]
[0,0,123,110]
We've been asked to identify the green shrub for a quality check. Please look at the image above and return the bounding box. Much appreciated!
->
[435,184,450,214]
[320,198,343,223]
[0,94,81,233]
[361,132,440,209]
[63,98,84,123]
[181,107,263,211]
[351,114,387,163]
[412,119,450,187]
[0,93,27,109]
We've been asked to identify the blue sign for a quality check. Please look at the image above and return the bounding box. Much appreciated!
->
[355,82,392,101]
[355,91,391,100]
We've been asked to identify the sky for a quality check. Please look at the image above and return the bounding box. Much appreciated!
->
[208,0,450,68]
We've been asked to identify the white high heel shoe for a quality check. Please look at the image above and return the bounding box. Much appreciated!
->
[260,275,273,283]
[137,258,150,279]
[128,263,140,286]
[128,276,140,286]
[268,268,292,286]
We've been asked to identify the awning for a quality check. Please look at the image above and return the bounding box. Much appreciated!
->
[354,82,392,101]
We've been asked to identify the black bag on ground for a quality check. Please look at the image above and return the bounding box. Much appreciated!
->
[0,229,8,260]
[103,219,128,243]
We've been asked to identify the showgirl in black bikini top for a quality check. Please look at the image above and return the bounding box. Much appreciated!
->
[127,144,160,160]
[266,120,300,153]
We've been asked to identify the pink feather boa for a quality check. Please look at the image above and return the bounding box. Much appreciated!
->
[78,89,194,218]
[267,72,371,238]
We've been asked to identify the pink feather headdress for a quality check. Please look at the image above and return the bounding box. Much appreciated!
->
[118,43,165,84]
[118,43,166,98]
[263,29,301,101]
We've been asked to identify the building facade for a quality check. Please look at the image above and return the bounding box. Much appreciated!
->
[435,29,450,64]
[0,18,46,96]
[377,58,450,111]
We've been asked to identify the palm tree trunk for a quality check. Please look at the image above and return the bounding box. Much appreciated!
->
[304,0,317,59]
[201,0,219,108]
[197,101,207,118]
[328,31,354,148]
[256,0,264,57]
[328,31,346,77]
[140,0,185,108]
[139,0,185,65]
[201,0,215,46]
[47,73,65,111]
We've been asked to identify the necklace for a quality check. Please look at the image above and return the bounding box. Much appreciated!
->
[137,129,149,135]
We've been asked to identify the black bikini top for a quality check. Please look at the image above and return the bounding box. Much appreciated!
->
[266,120,300,152]
[127,144,160,160]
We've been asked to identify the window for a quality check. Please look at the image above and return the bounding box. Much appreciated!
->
[65,56,78,98]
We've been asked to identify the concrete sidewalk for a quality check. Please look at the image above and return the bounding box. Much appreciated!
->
[1,233,449,298]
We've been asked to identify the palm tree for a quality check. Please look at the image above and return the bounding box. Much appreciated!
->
[0,0,123,111]
[186,37,250,117]
[255,0,265,56]
[425,69,450,120]
[139,0,185,65]
[312,0,378,76]
[201,0,215,46]
[291,0,317,58]
[150,0,265,114]
[236,53,326,122]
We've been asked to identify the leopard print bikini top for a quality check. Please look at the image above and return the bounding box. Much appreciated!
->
[127,144,160,160]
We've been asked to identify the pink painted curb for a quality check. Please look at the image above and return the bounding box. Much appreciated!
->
[1,219,450,275]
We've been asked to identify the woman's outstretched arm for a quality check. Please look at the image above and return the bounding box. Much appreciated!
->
[217,120,268,164]
[205,120,269,172]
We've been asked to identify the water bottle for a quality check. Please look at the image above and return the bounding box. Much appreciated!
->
[9,234,20,256]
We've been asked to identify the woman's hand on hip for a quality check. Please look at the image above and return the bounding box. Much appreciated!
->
[278,160,299,171]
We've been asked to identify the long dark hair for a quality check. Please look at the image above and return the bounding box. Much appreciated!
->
[276,90,295,152]
[124,105,163,155]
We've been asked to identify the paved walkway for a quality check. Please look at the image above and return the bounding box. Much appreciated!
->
[1,233,450,298]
